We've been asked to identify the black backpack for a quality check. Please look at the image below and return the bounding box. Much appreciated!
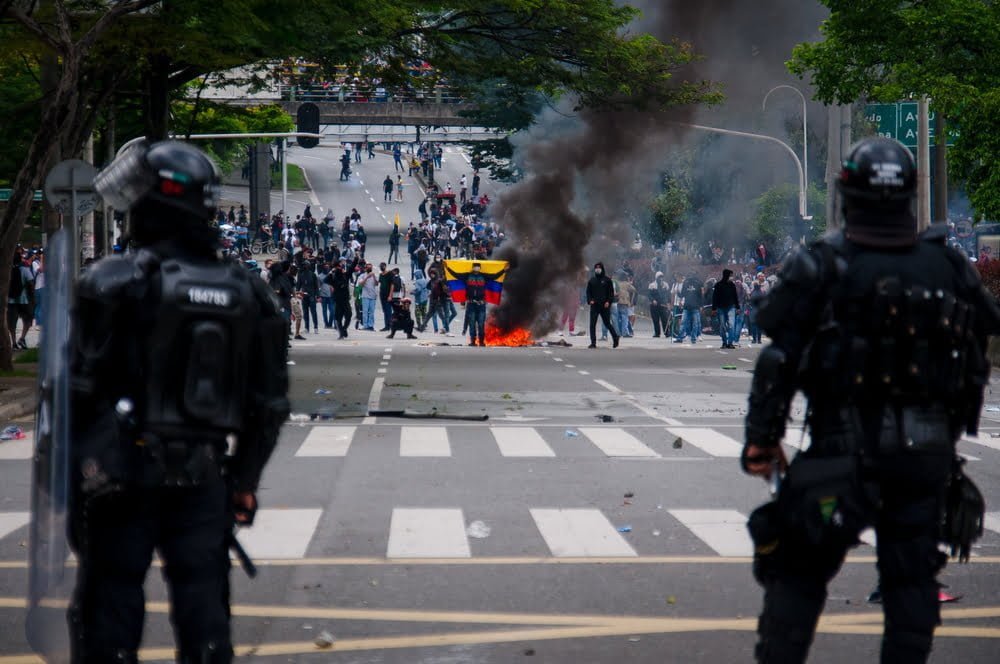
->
[9,264,23,300]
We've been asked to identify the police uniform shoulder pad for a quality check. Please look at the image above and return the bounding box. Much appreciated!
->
[920,222,949,245]
[248,272,281,315]
[779,244,822,287]
[78,254,151,300]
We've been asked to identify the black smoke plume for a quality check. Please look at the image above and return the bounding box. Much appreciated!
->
[490,1,827,336]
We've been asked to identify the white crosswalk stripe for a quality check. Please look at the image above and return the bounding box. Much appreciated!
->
[984,512,1000,536]
[0,512,30,540]
[577,427,659,458]
[295,426,355,457]
[668,509,753,557]
[530,508,636,557]
[400,426,451,457]
[491,427,555,457]
[962,435,1000,453]
[234,508,323,559]
[667,428,742,457]
[0,435,33,460]
[388,508,470,558]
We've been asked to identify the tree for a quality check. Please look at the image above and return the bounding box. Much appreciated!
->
[788,0,1000,218]
[751,183,827,248]
[647,176,691,244]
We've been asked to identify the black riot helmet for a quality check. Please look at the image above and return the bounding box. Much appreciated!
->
[838,137,918,248]
[95,140,221,249]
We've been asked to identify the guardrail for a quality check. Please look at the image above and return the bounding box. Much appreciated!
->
[278,84,463,104]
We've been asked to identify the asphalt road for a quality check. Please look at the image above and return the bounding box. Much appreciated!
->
[1,148,999,662]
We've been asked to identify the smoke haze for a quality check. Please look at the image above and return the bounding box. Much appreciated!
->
[491,0,828,335]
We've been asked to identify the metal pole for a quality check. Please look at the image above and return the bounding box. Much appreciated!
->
[281,137,288,217]
[673,121,807,218]
[917,96,932,231]
[763,85,809,218]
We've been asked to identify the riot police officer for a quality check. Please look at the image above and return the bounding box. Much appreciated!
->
[69,141,290,662]
[742,137,1000,663]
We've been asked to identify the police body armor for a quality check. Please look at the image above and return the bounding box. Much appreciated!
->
[748,228,990,557]
[139,257,256,485]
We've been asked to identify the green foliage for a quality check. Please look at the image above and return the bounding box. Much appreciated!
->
[949,89,1000,220]
[274,164,307,191]
[751,183,827,246]
[647,177,691,244]
[788,0,1000,220]
[171,100,293,174]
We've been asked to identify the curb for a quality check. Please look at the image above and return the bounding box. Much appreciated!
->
[0,388,35,421]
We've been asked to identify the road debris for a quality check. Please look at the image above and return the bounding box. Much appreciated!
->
[314,630,335,649]
[466,521,492,538]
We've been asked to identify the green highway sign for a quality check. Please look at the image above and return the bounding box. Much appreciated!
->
[863,102,957,149]
[0,189,44,202]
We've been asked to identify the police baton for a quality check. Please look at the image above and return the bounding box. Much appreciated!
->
[228,530,257,578]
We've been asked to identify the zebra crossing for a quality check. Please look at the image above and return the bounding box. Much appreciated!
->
[289,424,996,461]
[1,505,996,561]
[0,426,991,463]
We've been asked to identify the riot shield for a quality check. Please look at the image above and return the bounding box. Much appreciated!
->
[26,227,74,662]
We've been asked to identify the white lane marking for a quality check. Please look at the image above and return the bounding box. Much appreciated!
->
[739,358,752,363]
[298,155,325,161]
[530,508,636,557]
[543,350,552,355]
[0,435,33,460]
[554,358,564,363]
[382,354,391,360]
[365,376,385,425]
[384,347,392,352]
[962,435,1000,452]
[380,361,389,366]
[235,509,322,559]
[359,179,364,185]
[491,427,556,457]
[593,380,682,426]
[295,426,356,457]
[667,427,742,458]
[579,370,590,376]
[400,426,451,457]
[566,365,576,369]
[369,197,375,202]
[377,368,387,374]
[0,512,31,540]
[669,509,753,557]
[376,206,381,212]
[388,508,470,558]
[365,190,370,194]
[578,427,659,458]
[594,379,623,394]
[859,528,877,547]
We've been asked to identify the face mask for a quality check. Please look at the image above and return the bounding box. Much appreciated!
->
[595,268,603,275]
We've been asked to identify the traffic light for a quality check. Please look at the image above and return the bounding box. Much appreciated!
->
[296,103,320,149]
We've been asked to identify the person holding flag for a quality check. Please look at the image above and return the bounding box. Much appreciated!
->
[443,259,508,346]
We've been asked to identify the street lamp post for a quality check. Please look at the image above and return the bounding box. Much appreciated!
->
[763,85,810,220]
[670,122,809,219]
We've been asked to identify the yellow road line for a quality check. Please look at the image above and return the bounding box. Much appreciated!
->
[3,604,998,662]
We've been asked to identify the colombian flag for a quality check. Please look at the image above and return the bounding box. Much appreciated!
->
[443,259,508,305]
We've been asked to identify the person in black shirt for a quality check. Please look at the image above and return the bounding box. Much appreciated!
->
[711,268,740,349]
[586,261,619,349]
[326,263,352,338]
